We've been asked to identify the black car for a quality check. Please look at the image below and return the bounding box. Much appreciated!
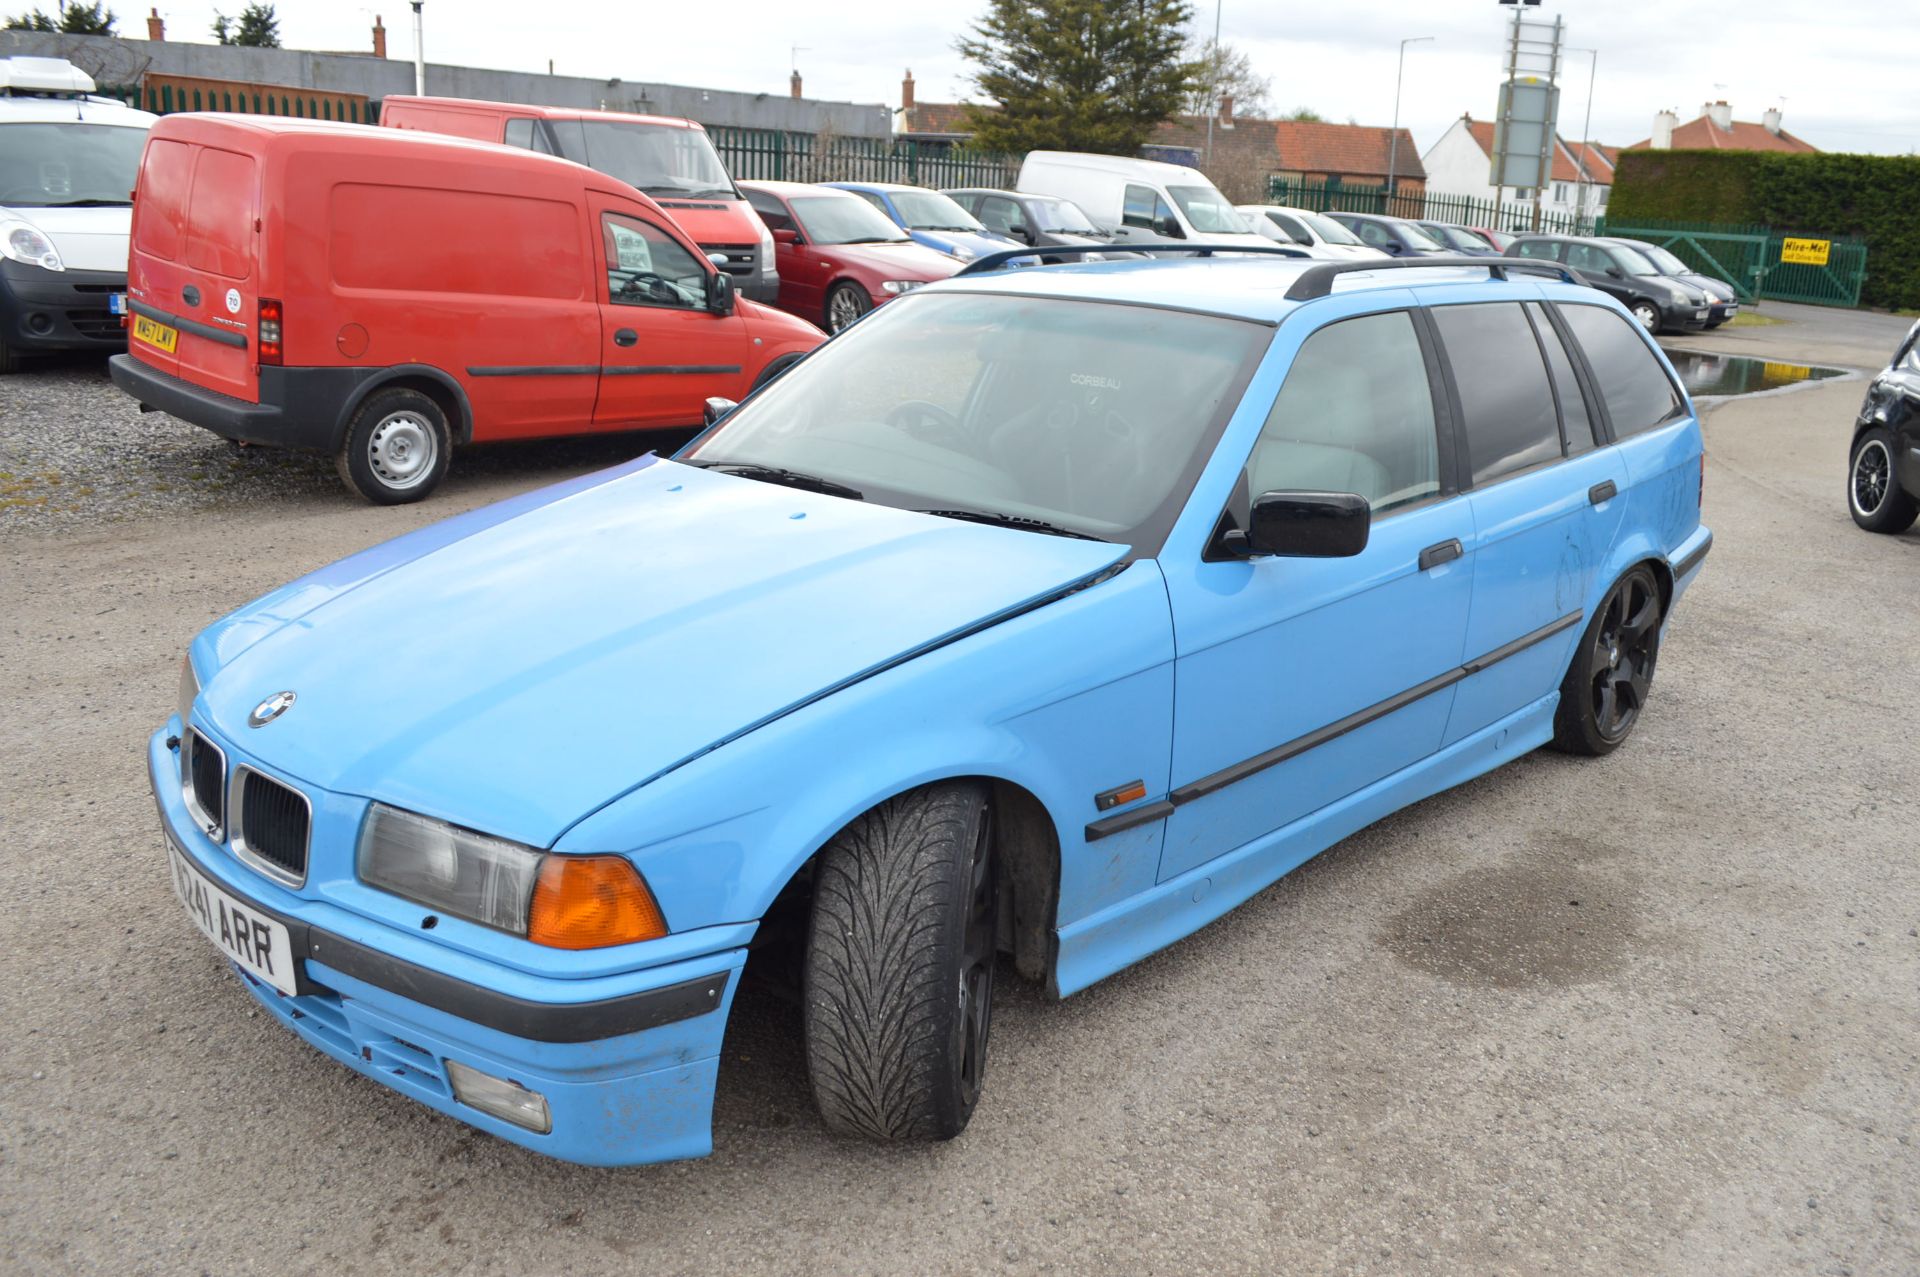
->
[1611,237,1741,328]
[1506,235,1712,334]
[943,188,1118,261]
[1849,319,1920,534]
[1324,211,1450,257]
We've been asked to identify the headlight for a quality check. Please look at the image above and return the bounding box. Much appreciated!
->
[880,280,924,295]
[755,216,775,272]
[176,655,200,728]
[2,218,64,272]
[357,803,668,948]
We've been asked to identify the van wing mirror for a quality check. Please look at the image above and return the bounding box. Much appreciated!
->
[707,270,735,315]
[703,396,738,426]
[1225,491,1371,559]
[1156,215,1185,239]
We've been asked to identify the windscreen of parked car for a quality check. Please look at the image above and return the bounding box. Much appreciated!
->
[682,292,1269,551]
[1031,196,1098,233]
[1397,221,1448,250]
[887,189,986,233]
[1302,212,1364,246]
[1636,244,1694,276]
[1423,224,1485,252]
[789,194,914,245]
[544,120,738,199]
[1609,245,1664,276]
[0,123,146,207]
[1166,184,1246,235]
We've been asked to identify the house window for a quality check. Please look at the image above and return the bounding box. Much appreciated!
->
[1554,182,1568,202]
[1598,187,1610,207]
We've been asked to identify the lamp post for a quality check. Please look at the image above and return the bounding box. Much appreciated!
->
[1204,0,1223,167]
[1386,36,1433,213]
[1570,46,1598,230]
[410,1,424,96]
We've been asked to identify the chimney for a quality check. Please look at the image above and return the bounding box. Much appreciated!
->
[1653,109,1677,149]
[146,6,164,40]
[372,14,387,58]
[1219,93,1234,129]
[1707,100,1733,131]
[790,69,802,99]
[1762,106,1782,135]
[902,68,915,112]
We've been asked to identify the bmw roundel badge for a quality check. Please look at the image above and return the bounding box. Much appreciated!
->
[248,690,297,727]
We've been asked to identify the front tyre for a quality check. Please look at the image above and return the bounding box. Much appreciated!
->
[825,282,871,335]
[1630,300,1662,334]
[803,781,999,1142]
[335,387,451,505]
[1551,564,1664,756]
[1848,427,1919,533]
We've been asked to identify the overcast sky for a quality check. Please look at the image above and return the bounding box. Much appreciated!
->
[139,0,1920,155]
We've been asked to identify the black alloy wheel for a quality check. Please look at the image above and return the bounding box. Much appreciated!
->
[1552,564,1663,756]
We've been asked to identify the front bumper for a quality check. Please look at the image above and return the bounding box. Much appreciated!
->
[147,727,744,1166]
[0,259,127,354]
[1660,297,1712,331]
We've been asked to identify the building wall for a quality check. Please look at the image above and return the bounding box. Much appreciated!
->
[1422,118,1607,225]
[0,29,893,136]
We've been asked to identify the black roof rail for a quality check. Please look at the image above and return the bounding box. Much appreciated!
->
[953,242,1313,278]
[1283,255,1584,300]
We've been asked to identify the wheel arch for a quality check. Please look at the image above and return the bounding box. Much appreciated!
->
[335,365,475,447]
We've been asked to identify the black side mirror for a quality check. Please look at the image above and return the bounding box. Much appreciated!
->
[707,271,735,315]
[1383,240,1405,256]
[703,396,738,426]
[1157,215,1185,239]
[1225,490,1371,559]
[1009,223,1029,240]
[1605,265,1624,279]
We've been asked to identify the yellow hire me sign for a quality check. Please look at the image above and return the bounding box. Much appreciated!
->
[1781,237,1831,266]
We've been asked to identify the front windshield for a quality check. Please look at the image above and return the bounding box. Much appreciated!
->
[1302,212,1362,245]
[1166,184,1245,235]
[683,292,1268,550]
[1424,224,1482,251]
[789,194,912,245]
[549,120,737,198]
[1398,221,1447,250]
[0,122,146,207]
[888,188,984,233]
[1640,245,1691,275]
[1032,196,1097,233]
[1613,245,1662,276]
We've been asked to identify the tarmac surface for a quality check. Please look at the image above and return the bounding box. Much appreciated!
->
[2,299,1915,1275]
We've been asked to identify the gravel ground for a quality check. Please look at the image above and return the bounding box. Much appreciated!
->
[1,304,1917,1275]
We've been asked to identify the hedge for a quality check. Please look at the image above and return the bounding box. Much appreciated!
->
[1611,150,1920,311]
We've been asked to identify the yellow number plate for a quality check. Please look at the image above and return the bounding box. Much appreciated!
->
[132,314,179,354]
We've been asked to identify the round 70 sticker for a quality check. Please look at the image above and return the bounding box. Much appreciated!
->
[225,288,241,314]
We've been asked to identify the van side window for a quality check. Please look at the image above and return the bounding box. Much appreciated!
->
[746,190,793,233]
[1122,184,1179,236]
[1248,310,1440,515]
[504,118,535,149]
[1526,302,1596,453]
[1557,303,1685,438]
[601,214,707,310]
[1432,302,1563,485]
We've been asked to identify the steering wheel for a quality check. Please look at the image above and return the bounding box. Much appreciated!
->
[886,399,970,450]
[617,271,678,302]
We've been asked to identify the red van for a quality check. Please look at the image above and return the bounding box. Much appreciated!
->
[379,96,778,304]
[108,115,821,503]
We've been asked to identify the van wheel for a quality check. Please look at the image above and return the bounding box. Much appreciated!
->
[803,781,998,1142]
[1849,427,1919,533]
[335,388,451,505]
[1630,300,1662,334]
[825,283,871,335]
[1551,564,1664,756]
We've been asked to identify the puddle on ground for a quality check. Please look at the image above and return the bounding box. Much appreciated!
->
[1663,349,1847,397]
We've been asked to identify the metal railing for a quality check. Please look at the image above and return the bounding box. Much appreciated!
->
[1597,217,1869,308]
[1265,177,1593,235]
[706,128,1020,189]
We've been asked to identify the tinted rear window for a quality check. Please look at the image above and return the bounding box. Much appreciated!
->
[1432,302,1562,485]
[1557,303,1684,438]
[1527,302,1595,453]
[329,185,583,298]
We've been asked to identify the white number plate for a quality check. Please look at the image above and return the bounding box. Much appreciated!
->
[168,844,298,996]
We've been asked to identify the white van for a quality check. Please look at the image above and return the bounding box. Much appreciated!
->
[1016,151,1272,251]
[0,57,156,371]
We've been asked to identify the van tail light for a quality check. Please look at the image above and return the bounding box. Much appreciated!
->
[257,298,283,366]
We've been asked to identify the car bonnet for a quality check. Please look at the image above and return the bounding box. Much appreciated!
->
[197,459,1125,847]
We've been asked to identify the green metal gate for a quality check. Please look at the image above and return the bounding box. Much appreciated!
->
[1599,219,1868,308]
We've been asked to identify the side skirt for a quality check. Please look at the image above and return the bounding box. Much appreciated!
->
[1051,692,1559,998]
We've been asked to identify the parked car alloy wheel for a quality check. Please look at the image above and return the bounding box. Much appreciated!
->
[1848,427,1920,533]
[1552,565,1664,755]
[826,282,872,335]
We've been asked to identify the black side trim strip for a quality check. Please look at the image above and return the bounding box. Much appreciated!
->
[601,364,743,376]
[130,299,248,350]
[1083,609,1585,842]
[1671,532,1712,580]
[465,365,600,377]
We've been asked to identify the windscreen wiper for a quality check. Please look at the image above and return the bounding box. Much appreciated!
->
[915,508,1106,541]
[690,461,865,501]
[45,198,130,207]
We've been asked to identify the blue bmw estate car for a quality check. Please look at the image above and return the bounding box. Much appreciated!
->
[824,180,1018,261]
[153,250,1710,1166]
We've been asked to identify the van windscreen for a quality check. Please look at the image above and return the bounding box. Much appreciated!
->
[545,120,737,200]
[1166,184,1244,235]
[0,122,145,208]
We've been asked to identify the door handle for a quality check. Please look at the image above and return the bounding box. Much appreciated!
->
[613,328,638,347]
[1588,480,1618,505]
[1418,539,1463,571]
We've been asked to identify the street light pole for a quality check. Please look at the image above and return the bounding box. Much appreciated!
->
[410,1,425,96]
[1386,36,1433,214]
[1570,46,1598,231]
[1204,0,1223,168]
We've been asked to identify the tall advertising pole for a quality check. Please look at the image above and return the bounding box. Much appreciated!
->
[1490,5,1563,233]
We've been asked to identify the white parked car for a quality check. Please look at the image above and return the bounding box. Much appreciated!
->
[0,57,156,372]
[1017,151,1272,251]
[1236,205,1389,261]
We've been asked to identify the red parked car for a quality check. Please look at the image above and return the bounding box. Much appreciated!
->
[108,116,821,503]
[740,181,961,334]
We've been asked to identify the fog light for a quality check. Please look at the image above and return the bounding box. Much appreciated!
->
[446,1060,551,1133]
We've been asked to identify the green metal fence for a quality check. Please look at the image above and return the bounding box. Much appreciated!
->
[97,82,374,123]
[1597,217,1869,307]
[707,128,1020,190]
[1266,177,1590,235]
